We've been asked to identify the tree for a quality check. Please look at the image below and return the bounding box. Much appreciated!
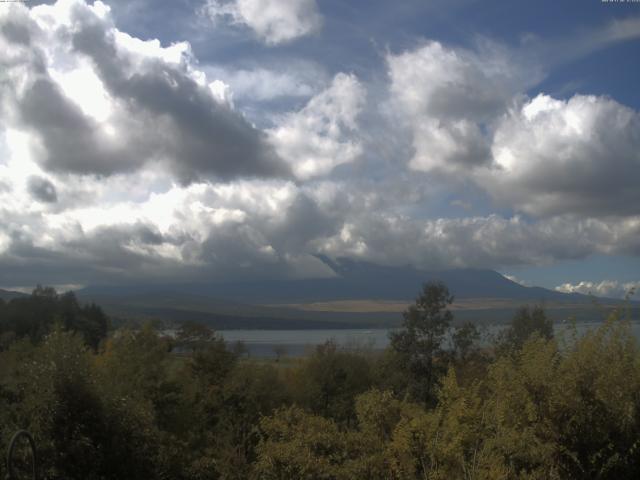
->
[176,321,216,353]
[501,304,553,351]
[291,340,373,425]
[0,287,109,350]
[451,321,481,362]
[255,406,345,479]
[389,281,454,407]
[273,344,288,362]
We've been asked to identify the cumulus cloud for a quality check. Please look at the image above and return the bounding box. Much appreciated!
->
[387,40,537,172]
[0,0,289,182]
[268,73,366,180]
[555,280,640,299]
[1,0,639,290]
[387,40,640,219]
[482,94,640,217]
[0,175,345,286]
[315,212,640,271]
[27,175,57,203]
[2,159,640,287]
[202,0,322,45]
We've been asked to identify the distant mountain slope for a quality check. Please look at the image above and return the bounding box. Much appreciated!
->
[74,258,626,328]
[113,257,585,304]
[0,289,28,301]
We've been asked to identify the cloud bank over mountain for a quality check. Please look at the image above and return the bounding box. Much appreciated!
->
[556,280,640,299]
[0,0,639,289]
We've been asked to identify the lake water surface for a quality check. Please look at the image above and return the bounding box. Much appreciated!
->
[219,321,640,357]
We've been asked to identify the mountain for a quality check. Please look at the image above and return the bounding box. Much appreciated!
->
[0,289,28,301]
[74,258,628,328]
[87,257,583,304]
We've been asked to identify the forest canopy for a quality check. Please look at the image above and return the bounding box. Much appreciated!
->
[0,285,639,479]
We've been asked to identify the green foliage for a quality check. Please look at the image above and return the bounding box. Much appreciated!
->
[289,340,373,425]
[0,286,108,350]
[390,281,454,406]
[499,304,553,352]
[176,321,217,352]
[3,283,640,479]
[452,321,481,362]
[255,406,346,479]
[0,328,160,479]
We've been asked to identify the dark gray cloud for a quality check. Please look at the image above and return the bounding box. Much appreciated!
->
[16,77,143,175]
[0,222,182,287]
[0,1,289,182]
[1,20,31,45]
[69,15,289,182]
[264,192,343,253]
[27,175,57,203]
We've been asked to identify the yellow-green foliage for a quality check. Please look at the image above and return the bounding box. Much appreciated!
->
[2,310,640,479]
[254,312,640,480]
[255,406,346,479]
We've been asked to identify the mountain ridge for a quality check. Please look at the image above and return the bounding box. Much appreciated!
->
[0,289,28,301]
[77,258,604,305]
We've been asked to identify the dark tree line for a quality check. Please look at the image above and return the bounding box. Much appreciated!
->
[0,286,109,350]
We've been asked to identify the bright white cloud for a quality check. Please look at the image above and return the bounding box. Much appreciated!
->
[0,172,340,285]
[387,40,535,172]
[49,64,113,122]
[0,0,287,181]
[268,73,366,180]
[1,0,640,290]
[555,280,640,299]
[202,0,322,45]
[387,40,640,219]
[483,93,640,217]
[502,274,529,286]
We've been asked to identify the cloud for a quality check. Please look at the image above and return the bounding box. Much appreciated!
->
[1,1,640,290]
[502,274,530,286]
[315,213,640,270]
[27,175,57,203]
[2,157,640,287]
[0,0,289,182]
[268,73,366,180]
[482,94,640,217]
[202,0,322,45]
[387,40,538,173]
[204,63,327,103]
[531,16,640,67]
[386,40,640,219]
[555,280,640,299]
[0,176,343,286]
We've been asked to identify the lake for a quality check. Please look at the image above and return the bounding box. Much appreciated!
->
[219,320,640,358]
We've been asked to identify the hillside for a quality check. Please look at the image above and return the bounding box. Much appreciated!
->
[75,258,636,328]
[80,257,589,304]
[0,289,28,301]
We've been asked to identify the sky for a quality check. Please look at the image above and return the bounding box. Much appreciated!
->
[0,0,639,297]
